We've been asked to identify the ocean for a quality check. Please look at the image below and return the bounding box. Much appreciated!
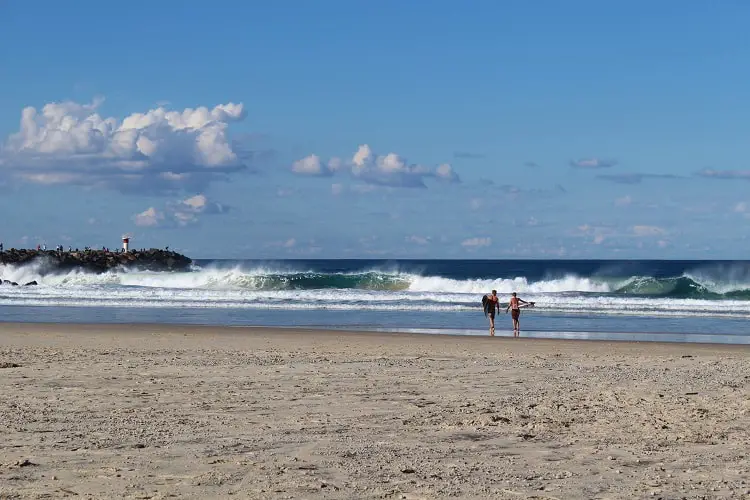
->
[1,258,750,344]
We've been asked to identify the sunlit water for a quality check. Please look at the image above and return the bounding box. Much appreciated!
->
[2,258,750,344]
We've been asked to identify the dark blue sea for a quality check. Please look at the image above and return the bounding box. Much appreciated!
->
[2,259,750,344]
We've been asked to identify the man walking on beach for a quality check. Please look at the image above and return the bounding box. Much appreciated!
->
[506,291,531,336]
[483,290,500,336]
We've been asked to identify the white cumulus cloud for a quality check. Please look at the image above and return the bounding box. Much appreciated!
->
[615,195,633,207]
[435,163,459,182]
[133,207,165,227]
[291,144,460,188]
[266,238,298,249]
[575,224,616,244]
[632,225,666,237]
[406,235,431,245]
[469,198,483,210]
[461,237,491,248]
[291,154,341,176]
[570,158,617,169]
[1,98,249,194]
[133,193,230,228]
[177,194,229,215]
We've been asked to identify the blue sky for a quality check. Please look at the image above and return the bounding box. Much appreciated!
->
[1,1,749,259]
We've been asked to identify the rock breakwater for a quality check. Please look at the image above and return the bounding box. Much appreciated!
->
[0,248,192,274]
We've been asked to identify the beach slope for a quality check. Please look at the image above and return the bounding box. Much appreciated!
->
[1,323,748,499]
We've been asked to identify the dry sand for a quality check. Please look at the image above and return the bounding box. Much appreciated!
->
[1,323,749,499]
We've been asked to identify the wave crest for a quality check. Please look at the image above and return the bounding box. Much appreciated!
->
[4,261,750,300]
[406,275,609,294]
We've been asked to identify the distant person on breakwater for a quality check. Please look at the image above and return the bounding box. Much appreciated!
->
[0,242,3,252]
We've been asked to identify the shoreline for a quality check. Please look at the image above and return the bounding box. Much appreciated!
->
[2,321,750,349]
[1,322,748,498]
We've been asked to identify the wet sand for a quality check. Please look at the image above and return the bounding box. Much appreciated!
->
[1,322,749,499]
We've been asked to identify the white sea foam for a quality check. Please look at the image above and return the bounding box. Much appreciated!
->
[0,263,612,293]
[2,262,750,319]
[406,274,611,294]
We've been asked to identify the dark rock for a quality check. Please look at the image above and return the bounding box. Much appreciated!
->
[0,249,192,275]
[23,281,38,286]
[0,362,21,368]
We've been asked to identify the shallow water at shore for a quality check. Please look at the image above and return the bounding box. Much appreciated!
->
[4,258,750,344]
[2,305,749,344]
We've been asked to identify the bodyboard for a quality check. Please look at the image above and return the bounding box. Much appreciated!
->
[481,295,490,316]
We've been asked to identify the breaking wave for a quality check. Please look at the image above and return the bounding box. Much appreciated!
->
[4,261,750,298]
[3,260,750,318]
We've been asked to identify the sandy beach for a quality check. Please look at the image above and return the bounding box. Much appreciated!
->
[1,323,749,499]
